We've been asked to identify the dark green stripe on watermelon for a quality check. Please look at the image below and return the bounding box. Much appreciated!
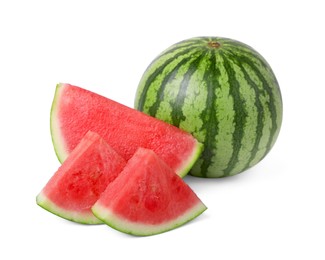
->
[220,52,247,176]
[137,47,199,113]
[135,37,283,178]
[198,50,221,177]
[148,51,201,119]
[235,59,265,171]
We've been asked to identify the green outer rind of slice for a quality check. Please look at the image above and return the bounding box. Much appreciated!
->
[37,191,103,225]
[50,83,68,163]
[177,140,203,177]
[91,200,207,236]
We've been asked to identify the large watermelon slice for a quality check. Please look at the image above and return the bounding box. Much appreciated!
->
[51,83,203,177]
[36,131,127,224]
[92,147,207,236]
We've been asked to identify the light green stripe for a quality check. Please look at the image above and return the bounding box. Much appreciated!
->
[204,53,235,177]
[154,52,204,124]
[178,55,210,141]
[198,50,220,177]
[239,55,282,164]
[226,58,259,176]
[238,62,266,171]
[177,52,210,177]
[221,52,247,176]
[135,47,198,111]
[224,44,282,169]
[137,49,198,113]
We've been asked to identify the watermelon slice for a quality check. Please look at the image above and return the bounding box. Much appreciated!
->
[91,148,207,236]
[50,83,203,177]
[36,131,127,224]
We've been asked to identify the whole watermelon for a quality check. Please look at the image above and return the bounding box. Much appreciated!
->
[135,37,283,178]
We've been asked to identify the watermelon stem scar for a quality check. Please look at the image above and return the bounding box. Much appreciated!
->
[208,41,221,48]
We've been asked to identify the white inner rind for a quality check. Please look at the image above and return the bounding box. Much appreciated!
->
[36,191,102,225]
[177,140,204,178]
[91,201,207,236]
[50,83,69,163]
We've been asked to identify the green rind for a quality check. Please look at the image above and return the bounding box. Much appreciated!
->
[92,200,207,236]
[177,140,204,177]
[135,36,283,178]
[36,191,102,225]
[50,83,68,163]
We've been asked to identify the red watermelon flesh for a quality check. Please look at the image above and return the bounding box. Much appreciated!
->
[36,131,127,224]
[91,147,207,236]
[50,83,203,177]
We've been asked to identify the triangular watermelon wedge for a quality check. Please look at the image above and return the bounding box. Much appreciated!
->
[36,131,127,224]
[91,148,207,236]
[50,83,203,177]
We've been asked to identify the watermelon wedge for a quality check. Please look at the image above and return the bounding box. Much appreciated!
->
[50,83,203,177]
[36,131,127,224]
[92,148,207,236]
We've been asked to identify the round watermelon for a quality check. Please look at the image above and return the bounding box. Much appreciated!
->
[135,36,283,178]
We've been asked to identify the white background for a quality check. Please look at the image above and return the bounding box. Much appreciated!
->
[1,0,324,259]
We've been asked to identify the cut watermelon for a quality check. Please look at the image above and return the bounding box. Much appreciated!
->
[91,148,207,236]
[50,83,203,177]
[36,131,127,224]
